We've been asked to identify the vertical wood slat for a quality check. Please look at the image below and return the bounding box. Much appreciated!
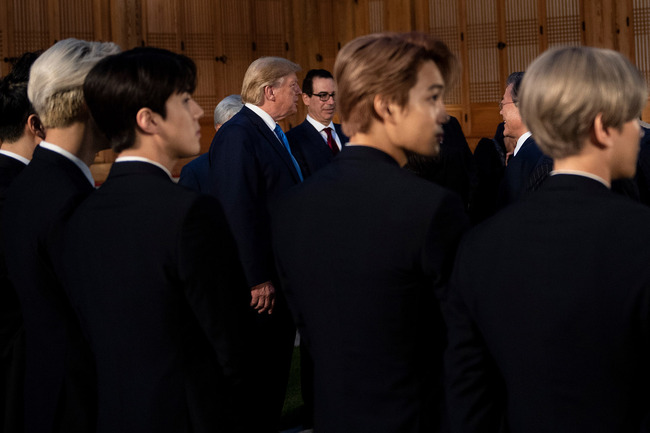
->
[369,0,384,32]
[466,0,500,103]
[13,0,50,54]
[220,0,253,98]
[182,0,218,114]
[143,0,178,51]
[633,0,650,86]
[546,0,582,47]
[60,0,94,41]
[428,0,462,104]
[504,0,538,73]
[254,0,285,57]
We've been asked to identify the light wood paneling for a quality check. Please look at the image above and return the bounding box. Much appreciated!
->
[505,0,538,72]
[546,0,582,47]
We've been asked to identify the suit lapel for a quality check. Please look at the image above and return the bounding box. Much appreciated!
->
[242,107,301,182]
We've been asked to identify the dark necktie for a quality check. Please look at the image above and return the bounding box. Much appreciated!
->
[324,127,339,156]
[274,124,303,182]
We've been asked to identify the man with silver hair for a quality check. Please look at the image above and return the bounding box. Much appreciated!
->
[2,38,119,433]
[207,57,303,432]
[178,94,242,192]
[445,46,650,433]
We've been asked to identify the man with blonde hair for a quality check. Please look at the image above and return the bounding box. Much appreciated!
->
[2,38,119,433]
[272,32,468,432]
[445,46,650,433]
[207,56,302,432]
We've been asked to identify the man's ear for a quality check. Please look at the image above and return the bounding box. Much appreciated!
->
[301,92,311,106]
[592,113,612,149]
[27,114,45,140]
[136,108,158,134]
[373,94,398,123]
[264,85,275,102]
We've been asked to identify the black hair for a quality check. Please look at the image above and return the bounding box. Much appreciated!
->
[302,69,333,95]
[0,51,41,143]
[83,46,197,153]
[506,71,525,103]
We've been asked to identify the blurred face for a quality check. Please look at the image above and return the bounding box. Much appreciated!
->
[500,84,525,140]
[158,91,204,158]
[610,118,642,179]
[390,61,447,161]
[272,73,301,121]
[302,77,336,126]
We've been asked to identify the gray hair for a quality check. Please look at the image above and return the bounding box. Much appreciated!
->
[213,94,243,127]
[519,46,647,159]
[28,38,120,128]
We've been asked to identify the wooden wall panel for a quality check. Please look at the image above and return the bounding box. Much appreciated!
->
[369,0,385,32]
[633,0,650,122]
[60,0,94,41]
[254,0,287,57]
[182,0,219,114]
[546,0,582,47]
[142,0,179,51]
[219,0,253,97]
[466,0,501,103]
[505,0,538,72]
[428,0,462,105]
[11,0,51,54]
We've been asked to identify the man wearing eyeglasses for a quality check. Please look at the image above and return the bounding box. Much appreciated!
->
[497,71,553,207]
[287,69,348,178]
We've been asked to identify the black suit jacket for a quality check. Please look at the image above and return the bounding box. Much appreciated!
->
[2,145,96,433]
[62,161,248,433]
[498,135,553,207]
[286,119,347,178]
[272,146,468,433]
[445,174,650,433]
[208,106,301,287]
[0,153,27,433]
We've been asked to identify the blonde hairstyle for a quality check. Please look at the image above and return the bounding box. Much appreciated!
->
[334,32,459,137]
[240,57,301,106]
[519,46,647,159]
[28,38,120,128]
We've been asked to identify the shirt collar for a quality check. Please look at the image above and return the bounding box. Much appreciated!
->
[551,169,610,188]
[306,114,334,133]
[38,141,95,186]
[114,156,173,180]
[245,103,277,131]
[0,149,30,165]
[513,131,532,156]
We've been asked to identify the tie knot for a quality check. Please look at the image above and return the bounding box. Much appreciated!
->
[323,127,333,138]
[274,124,284,135]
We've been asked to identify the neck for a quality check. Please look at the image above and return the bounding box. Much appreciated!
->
[553,150,610,186]
[44,120,104,167]
[350,122,407,166]
[118,138,178,173]
[1,135,39,160]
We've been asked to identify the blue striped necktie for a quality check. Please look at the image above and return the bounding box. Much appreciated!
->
[274,123,303,182]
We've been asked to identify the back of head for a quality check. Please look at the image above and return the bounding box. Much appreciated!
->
[240,57,301,106]
[83,46,197,153]
[334,32,458,137]
[28,38,120,129]
[213,94,243,127]
[519,46,647,159]
[302,69,334,95]
[0,51,41,143]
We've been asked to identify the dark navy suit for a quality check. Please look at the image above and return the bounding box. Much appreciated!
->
[178,153,209,193]
[286,119,347,178]
[207,105,300,432]
[498,135,553,207]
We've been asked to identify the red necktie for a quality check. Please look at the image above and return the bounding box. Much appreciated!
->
[324,127,339,156]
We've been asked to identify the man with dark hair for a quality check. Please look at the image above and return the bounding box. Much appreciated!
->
[62,47,248,433]
[287,69,348,178]
[2,38,119,433]
[497,71,553,206]
[272,32,468,432]
[0,50,43,433]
